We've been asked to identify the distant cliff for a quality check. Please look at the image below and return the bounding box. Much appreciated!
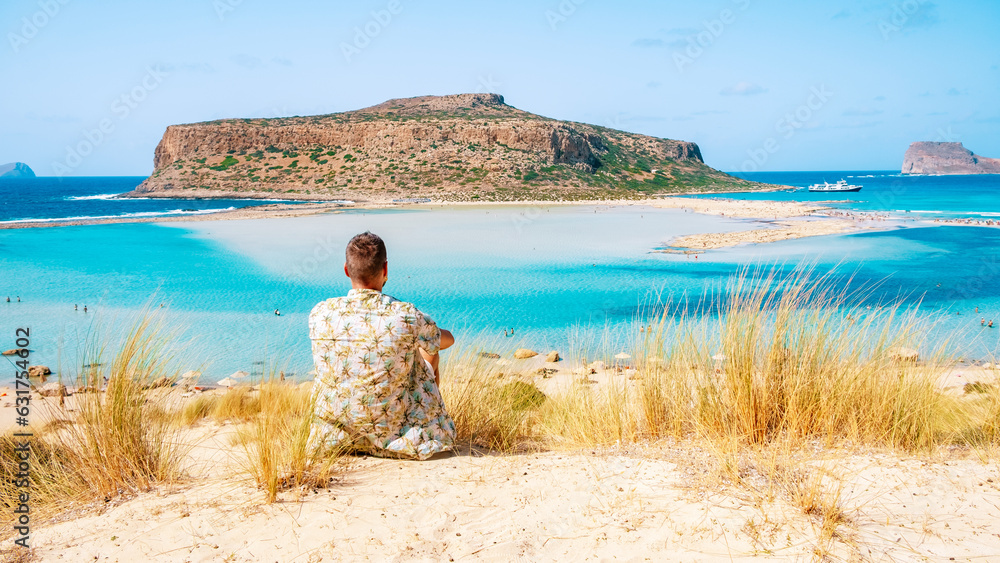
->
[131,93,774,202]
[902,142,1000,175]
[0,162,35,179]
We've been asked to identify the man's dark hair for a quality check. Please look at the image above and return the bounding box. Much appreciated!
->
[345,232,387,284]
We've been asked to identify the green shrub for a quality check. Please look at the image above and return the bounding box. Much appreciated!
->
[210,156,239,171]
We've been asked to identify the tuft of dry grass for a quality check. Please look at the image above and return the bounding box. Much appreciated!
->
[532,266,969,453]
[236,379,341,502]
[175,386,262,426]
[67,315,184,497]
[0,314,185,523]
[537,377,641,448]
[440,347,546,453]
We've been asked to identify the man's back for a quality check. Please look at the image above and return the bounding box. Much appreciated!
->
[309,288,455,459]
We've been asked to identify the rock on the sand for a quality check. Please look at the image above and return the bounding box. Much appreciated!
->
[2,348,28,356]
[514,349,539,360]
[545,351,560,363]
[889,347,920,362]
[28,365,51,377]
[38,382,68,397]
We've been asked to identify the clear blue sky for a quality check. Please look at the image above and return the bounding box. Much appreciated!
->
[2,0,997,175]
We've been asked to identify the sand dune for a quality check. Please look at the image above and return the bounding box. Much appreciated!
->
[19,426,1000,562]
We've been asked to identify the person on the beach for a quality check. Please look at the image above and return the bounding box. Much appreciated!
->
[307,232,456,460]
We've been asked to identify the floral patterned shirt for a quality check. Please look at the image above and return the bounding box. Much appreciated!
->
[308,288,455,460]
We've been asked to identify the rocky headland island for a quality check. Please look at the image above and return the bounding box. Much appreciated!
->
[901,141,1000,175]
[128,94,775,202]
[0,162,35,179]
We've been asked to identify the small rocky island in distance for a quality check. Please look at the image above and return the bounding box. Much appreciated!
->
[902,141,1000,175]
[128,93,778,202]
[0,162,35,179]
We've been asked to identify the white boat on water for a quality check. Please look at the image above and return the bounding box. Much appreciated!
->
[808,179,862,193]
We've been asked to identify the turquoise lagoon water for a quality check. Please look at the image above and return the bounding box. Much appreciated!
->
[715,171,1000,221]
[2,173,999,382]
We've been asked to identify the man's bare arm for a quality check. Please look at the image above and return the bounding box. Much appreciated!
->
[420,329,454,387]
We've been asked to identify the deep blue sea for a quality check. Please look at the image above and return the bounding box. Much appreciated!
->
[1,172,998,382]
[0,176,307,223]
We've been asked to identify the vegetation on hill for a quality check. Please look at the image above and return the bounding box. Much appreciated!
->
[133,94,778,201]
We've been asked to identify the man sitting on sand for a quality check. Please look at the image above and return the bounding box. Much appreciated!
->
[308,232,456,460]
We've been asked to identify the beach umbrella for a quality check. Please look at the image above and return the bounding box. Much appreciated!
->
[613,352,631,373]
[230,370,250,379]
[216,377,236,388]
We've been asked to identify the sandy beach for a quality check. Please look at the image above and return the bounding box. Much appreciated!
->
[13,437,1000,562]
[650,196,826,219]
[4,358,999,561]
[667,218,859,251]
[4,383,1000,560]
[1,194,873,252]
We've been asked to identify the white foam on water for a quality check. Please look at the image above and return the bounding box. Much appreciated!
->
[64,193,124,200]
[1,207,237,224]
